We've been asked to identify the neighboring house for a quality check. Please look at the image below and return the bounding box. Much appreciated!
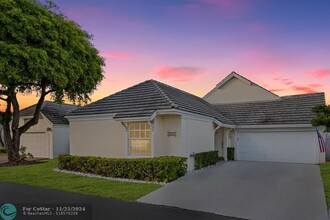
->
[66,72,326,170]
[20,101,77,158]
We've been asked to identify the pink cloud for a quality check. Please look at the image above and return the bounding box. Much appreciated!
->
[307,83,322,88]
[269,88,286,92]
[100,51,131,60]
[237,48,303,75]
[310,69,330,79]
[291,86,318,94]
[273,77,293,85]
[155,66,204,82]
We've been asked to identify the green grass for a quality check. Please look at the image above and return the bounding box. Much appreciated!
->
[0,159,161,201]
[320,162,330,208]
[0,153,7,157]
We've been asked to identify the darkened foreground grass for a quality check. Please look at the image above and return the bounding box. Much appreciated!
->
[0,159,161,201]
[320,162,330,208]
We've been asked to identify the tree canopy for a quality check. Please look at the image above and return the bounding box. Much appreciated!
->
[0,0,104,102]
[0,0,105,162]
[311,105,330,132]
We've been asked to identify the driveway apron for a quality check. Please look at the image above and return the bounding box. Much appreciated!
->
[138,161,328,220]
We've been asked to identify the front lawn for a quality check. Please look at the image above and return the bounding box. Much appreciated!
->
[0,159,161,201]
[320,162,330,208]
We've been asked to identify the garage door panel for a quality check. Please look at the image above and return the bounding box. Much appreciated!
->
[21,132,49,158]
[237,131,316,164]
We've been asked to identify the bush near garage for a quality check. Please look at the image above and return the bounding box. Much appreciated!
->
[227,147,235,160]
[194,150,218,170]
[58,154,187,182]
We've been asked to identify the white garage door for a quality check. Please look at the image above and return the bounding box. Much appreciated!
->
[237,131,316,164]
[21,132,50,158]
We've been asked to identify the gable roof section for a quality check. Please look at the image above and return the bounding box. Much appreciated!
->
[20,101,77,125]
[215,93,325,125]
[68,80,234,125]
[203,71,279,100]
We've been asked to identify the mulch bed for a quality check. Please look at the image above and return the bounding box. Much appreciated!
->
[0,156,47,167]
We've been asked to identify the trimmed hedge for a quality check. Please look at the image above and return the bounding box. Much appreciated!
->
[0,147,7,154]
[227,147,235,160]
[58,155,187,182]
[194,150,218,170]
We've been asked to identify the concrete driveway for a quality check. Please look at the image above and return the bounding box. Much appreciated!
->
[0,182,240,220]
[138,161,328,220]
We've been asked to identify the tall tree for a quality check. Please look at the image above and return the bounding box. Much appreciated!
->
[0,0,105,163]
[311,105,330,132]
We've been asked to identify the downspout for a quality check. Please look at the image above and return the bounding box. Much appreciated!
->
[120,122,129,156]
[148,111,157,157]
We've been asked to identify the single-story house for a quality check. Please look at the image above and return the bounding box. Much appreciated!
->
[20,101,77,158]
[66,72,326,170]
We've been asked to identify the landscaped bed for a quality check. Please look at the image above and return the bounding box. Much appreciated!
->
[0,159,161,201]
[320,162,330,208]
[58,154,187,183]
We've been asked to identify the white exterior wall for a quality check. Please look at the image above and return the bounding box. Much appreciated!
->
[19,114,52,133]
[69,117,126,158]
[205,77,279,104]
[149,114,216,170]
[153,115,183,157]
[181,116,215,170]
[69,113,216,171]
[52,125,70,157]
[20,114,53,158]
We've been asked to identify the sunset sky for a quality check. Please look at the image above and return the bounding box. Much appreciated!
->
[14,0,330,109]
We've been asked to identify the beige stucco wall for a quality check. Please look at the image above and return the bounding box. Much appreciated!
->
[19,115,52,133]
[69,118,126,158]
[69,113,216,171]
[182,116,215,170]
[154,114,216,170]
[153,115,183,157]
[205,77,279,104]
[20,114,53,158]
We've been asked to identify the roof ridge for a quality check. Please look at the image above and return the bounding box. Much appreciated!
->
[152,79,204,101]
[281,92,325,98]
[215,92,326,106]
[203,71,280,99]
[151,80,235,124]
[150,80,178,108]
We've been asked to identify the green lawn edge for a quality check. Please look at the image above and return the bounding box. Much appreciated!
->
[320,162,330,208]
[0,159,161,201]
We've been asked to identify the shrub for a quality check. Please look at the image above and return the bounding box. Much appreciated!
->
[227,147,235,160]
[0,147,7,154]
[19,146,33,161]
[58,155,187,182]
[194,150,218,170]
